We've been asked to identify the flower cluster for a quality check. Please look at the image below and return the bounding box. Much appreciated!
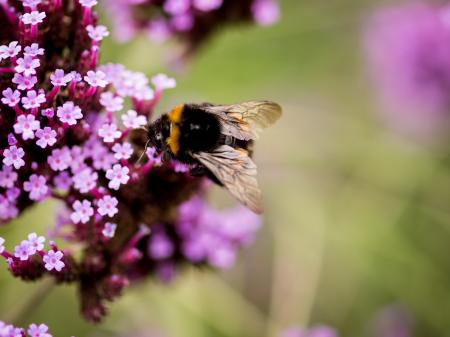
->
[0,0,261,323]
[102,0,280,55]
[0,322,54,337]
[364,3,450,137]
[280,326,338,337]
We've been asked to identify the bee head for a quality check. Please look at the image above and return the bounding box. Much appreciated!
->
[147,115,170,153]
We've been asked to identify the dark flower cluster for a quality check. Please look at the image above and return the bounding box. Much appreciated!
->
[103,0,280,55]
[0,0,261,323]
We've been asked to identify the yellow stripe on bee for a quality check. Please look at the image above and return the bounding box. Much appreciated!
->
[166,105,184,155]
[168,104,184,123]
[236,147,249,154]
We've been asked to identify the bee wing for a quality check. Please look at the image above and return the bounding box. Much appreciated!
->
[193,145,263,214]
[204,101,282,140]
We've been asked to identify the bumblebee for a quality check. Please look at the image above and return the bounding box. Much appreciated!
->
[147,101,282,214]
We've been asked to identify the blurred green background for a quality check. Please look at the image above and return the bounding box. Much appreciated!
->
[1,0,450,336]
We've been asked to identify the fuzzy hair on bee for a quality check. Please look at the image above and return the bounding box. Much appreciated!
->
[147,101,282,214]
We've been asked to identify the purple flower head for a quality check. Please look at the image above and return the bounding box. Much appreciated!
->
[23,174,48,201]
[27,323,51,337]
[43,250,65,272]
[73,168,98,193]
[100,92,124,112]
[365,3,450,137]
[48,148,72,171]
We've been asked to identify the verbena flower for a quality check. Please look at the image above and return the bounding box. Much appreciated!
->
[364,3,450,137]
[0,321,53,337]
[0,0,262,323]
[102,0,280,55]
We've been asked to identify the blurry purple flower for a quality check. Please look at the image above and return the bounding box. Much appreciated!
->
[70,200,94,224]
[14,240,33,261]
[84,70,108,87]
[102,222,117,238]
[23,174,48,201]
[152,73,176,91]
[365,3,450,136]
[98,123,122,142]
[3,146,25,169]
[86,25,110,41]
[112,142,133,160]
[27,233,46,254]
[73,168,98,193]
[0,167,18,189]
[22,0,42,9]
[24,44,44,57]
[0,237,4,254]
[193,0,223,12]
[100,92,124,111]
[148,231,174,259]
[48,148,72,171]
[27,323,51,337]
[121,109,147,129]
[372,305,414,337]
[43,250,65,272]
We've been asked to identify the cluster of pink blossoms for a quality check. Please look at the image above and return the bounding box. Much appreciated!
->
[0,0,261,323]
[0,322,53,337]
[103,0,280,54]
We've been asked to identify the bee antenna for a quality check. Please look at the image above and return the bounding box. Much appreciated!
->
[137,139,151,164]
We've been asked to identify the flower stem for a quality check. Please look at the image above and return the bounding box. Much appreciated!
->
[4,277,54,325]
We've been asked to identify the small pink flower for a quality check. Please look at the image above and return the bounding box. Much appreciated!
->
[14,114,40,140]
[102,222,117,238]
[164,0,190,15]
[43,250,65,272]
[56,101,83,125]
[12,74,38,91]
[27,323,52,337]
[98,123,122,143]
[86,25,109,41]
[50,69,73,87]
[121,110,147,129]
[54,172,72,191]
[73,167,98,193]
[21,11,46,25]
[84,70,108,87]
[112,142,133,160]
[97,195,118,217]
[0,166,18,188]
[70,199,94,224]
[79,0,98,8]
[1,88,21,107]
[252,0,280,26]
[22,0,42,9]
[48,147,72,171]
[27,233,46,254]
[152,73,176,91]
[21,90,46,109]
[24,43,44,57]
[15,56,40,76]
[148,232,174,259]
[100,92,123,112]
[106,164,130,190]
[3,146,25,169]
[193,0,223,12]
[14,240,33,261]
[0,41,21,60]
[0,237,5,254]
[147,19,172,43]
[36,127,57,148]
[23,174,48,201]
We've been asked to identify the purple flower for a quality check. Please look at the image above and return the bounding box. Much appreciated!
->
[79,0,98,8]
[56,102,83,125]
[27,233,46,254]
[23,174,48,201]
[53,172,72,191]
[193,0,223,12]
[24,44,44,57]
[102,222,117,238]
[2,88,21,107]
[148,232,174,259]
[112,142,133,160]
[98,123,122,143]
[14,114,40,140]
[0,41,21,60]
[14,240,33,261]
[43,250,65,272]
[105,164,130,190]
[97,195,119,217]
[50,69,73,87]
[21,90,46,109]
[48,148,72,171]
[15,56,40,76]
[70,200,94,224]
[84,70,108,88]
[364,3,450,136]
[0,237,5,254]
[22,0,43,9]
[12,74,38,91]
[152,73,176,91]
[36,127,58,148]
[0,166,18,189]
[73,167,98,193]
[27,323,52,337]
[3,146,25,169]
[164,0,190,15]
[252,0,280,26]
[121,110,147,129]
[21,11,46,25]
[86,25,110,41]
[100,92,124,112]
